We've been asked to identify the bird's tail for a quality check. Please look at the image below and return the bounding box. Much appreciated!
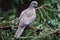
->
[14,26,26,39]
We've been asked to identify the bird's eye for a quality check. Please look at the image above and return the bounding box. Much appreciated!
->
[34,3,37,5]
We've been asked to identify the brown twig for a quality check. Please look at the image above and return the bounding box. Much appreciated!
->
[0,25,43,31]
[0,26,18,30]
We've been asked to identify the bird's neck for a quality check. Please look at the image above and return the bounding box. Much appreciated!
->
[28,5,35,9]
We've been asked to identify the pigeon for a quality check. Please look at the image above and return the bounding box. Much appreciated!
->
[14,1,38,39]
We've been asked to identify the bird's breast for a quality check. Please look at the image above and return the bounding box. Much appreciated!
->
[26,10,36,17]
[20,9,36,25]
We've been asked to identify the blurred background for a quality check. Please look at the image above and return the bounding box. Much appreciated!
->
[0,0,60,40]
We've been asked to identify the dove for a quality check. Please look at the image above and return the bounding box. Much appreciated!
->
[14,1,38,39]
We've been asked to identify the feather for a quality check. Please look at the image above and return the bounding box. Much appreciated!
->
[14,24,26,39]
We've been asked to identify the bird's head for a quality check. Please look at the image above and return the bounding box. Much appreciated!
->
[30,1,38,8]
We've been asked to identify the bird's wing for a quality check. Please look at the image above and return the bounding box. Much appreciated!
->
[18,10,26,20]
[14,9,27,39]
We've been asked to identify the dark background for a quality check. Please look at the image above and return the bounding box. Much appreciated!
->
[0,0,43,17]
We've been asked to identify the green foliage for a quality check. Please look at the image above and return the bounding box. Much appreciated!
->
[0,8,17,26]
[0,0,60,40]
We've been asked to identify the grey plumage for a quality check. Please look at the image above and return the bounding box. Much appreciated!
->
[14,1,38,39]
